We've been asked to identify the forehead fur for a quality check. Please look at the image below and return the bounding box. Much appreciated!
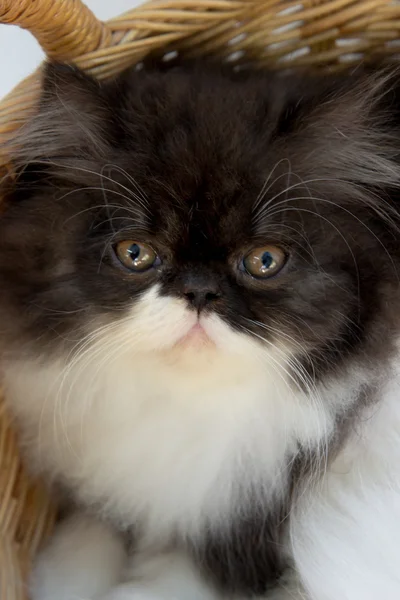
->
[6,61,400,193]
[2,61,400,262]
[2,61,399,264]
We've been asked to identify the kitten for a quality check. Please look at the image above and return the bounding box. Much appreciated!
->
[1,59,400,600]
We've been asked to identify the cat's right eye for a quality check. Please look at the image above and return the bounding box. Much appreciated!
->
[114,241,160,272]
[241,245,287,279]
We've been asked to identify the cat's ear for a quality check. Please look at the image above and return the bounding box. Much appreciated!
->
[40,61,106,116]
[9,62,113,167]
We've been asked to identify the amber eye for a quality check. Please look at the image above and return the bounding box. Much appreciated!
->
[114,241,159,272]
[242,245,287,278]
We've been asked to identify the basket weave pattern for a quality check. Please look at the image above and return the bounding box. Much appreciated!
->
[0,399,54,600]
[1,0,400,598]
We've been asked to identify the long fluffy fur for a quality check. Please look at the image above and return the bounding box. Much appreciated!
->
[1,61,400,600]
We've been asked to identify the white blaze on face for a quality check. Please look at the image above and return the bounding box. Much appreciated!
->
[121,285,197,352]
[127,285,263,359]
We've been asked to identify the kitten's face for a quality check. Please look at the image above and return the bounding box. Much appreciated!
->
[0,62,399,381]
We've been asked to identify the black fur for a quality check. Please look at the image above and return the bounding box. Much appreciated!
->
[189,508,287,595]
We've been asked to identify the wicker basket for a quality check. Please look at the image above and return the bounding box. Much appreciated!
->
[1,0,400,598]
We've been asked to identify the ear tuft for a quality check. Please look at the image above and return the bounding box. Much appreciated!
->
[40,61,102,105]
[7,62,112,172]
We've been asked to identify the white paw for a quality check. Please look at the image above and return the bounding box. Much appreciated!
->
[30,514,126,600]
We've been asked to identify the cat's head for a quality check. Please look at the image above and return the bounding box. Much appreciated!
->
[1,61,400,383]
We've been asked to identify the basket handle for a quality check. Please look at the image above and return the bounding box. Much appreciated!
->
[0,0,110,62]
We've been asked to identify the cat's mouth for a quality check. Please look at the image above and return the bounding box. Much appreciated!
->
[176,322,213,349]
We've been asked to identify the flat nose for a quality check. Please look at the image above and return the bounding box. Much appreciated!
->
[182,280,220,311]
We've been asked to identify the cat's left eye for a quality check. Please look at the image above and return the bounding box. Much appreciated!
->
[114,241,160,272]
[242,245,287,278]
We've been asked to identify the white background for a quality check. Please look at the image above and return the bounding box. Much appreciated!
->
[0,0,142,99]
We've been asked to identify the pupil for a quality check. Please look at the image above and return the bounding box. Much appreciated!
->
[128,244,141,260]
[261,251,273,268]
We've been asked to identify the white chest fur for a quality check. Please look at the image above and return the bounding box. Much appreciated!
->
[3,344,332,542]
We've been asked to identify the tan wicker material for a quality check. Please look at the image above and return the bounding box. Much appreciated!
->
[0,0,400,598]
[0,393,55,600]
